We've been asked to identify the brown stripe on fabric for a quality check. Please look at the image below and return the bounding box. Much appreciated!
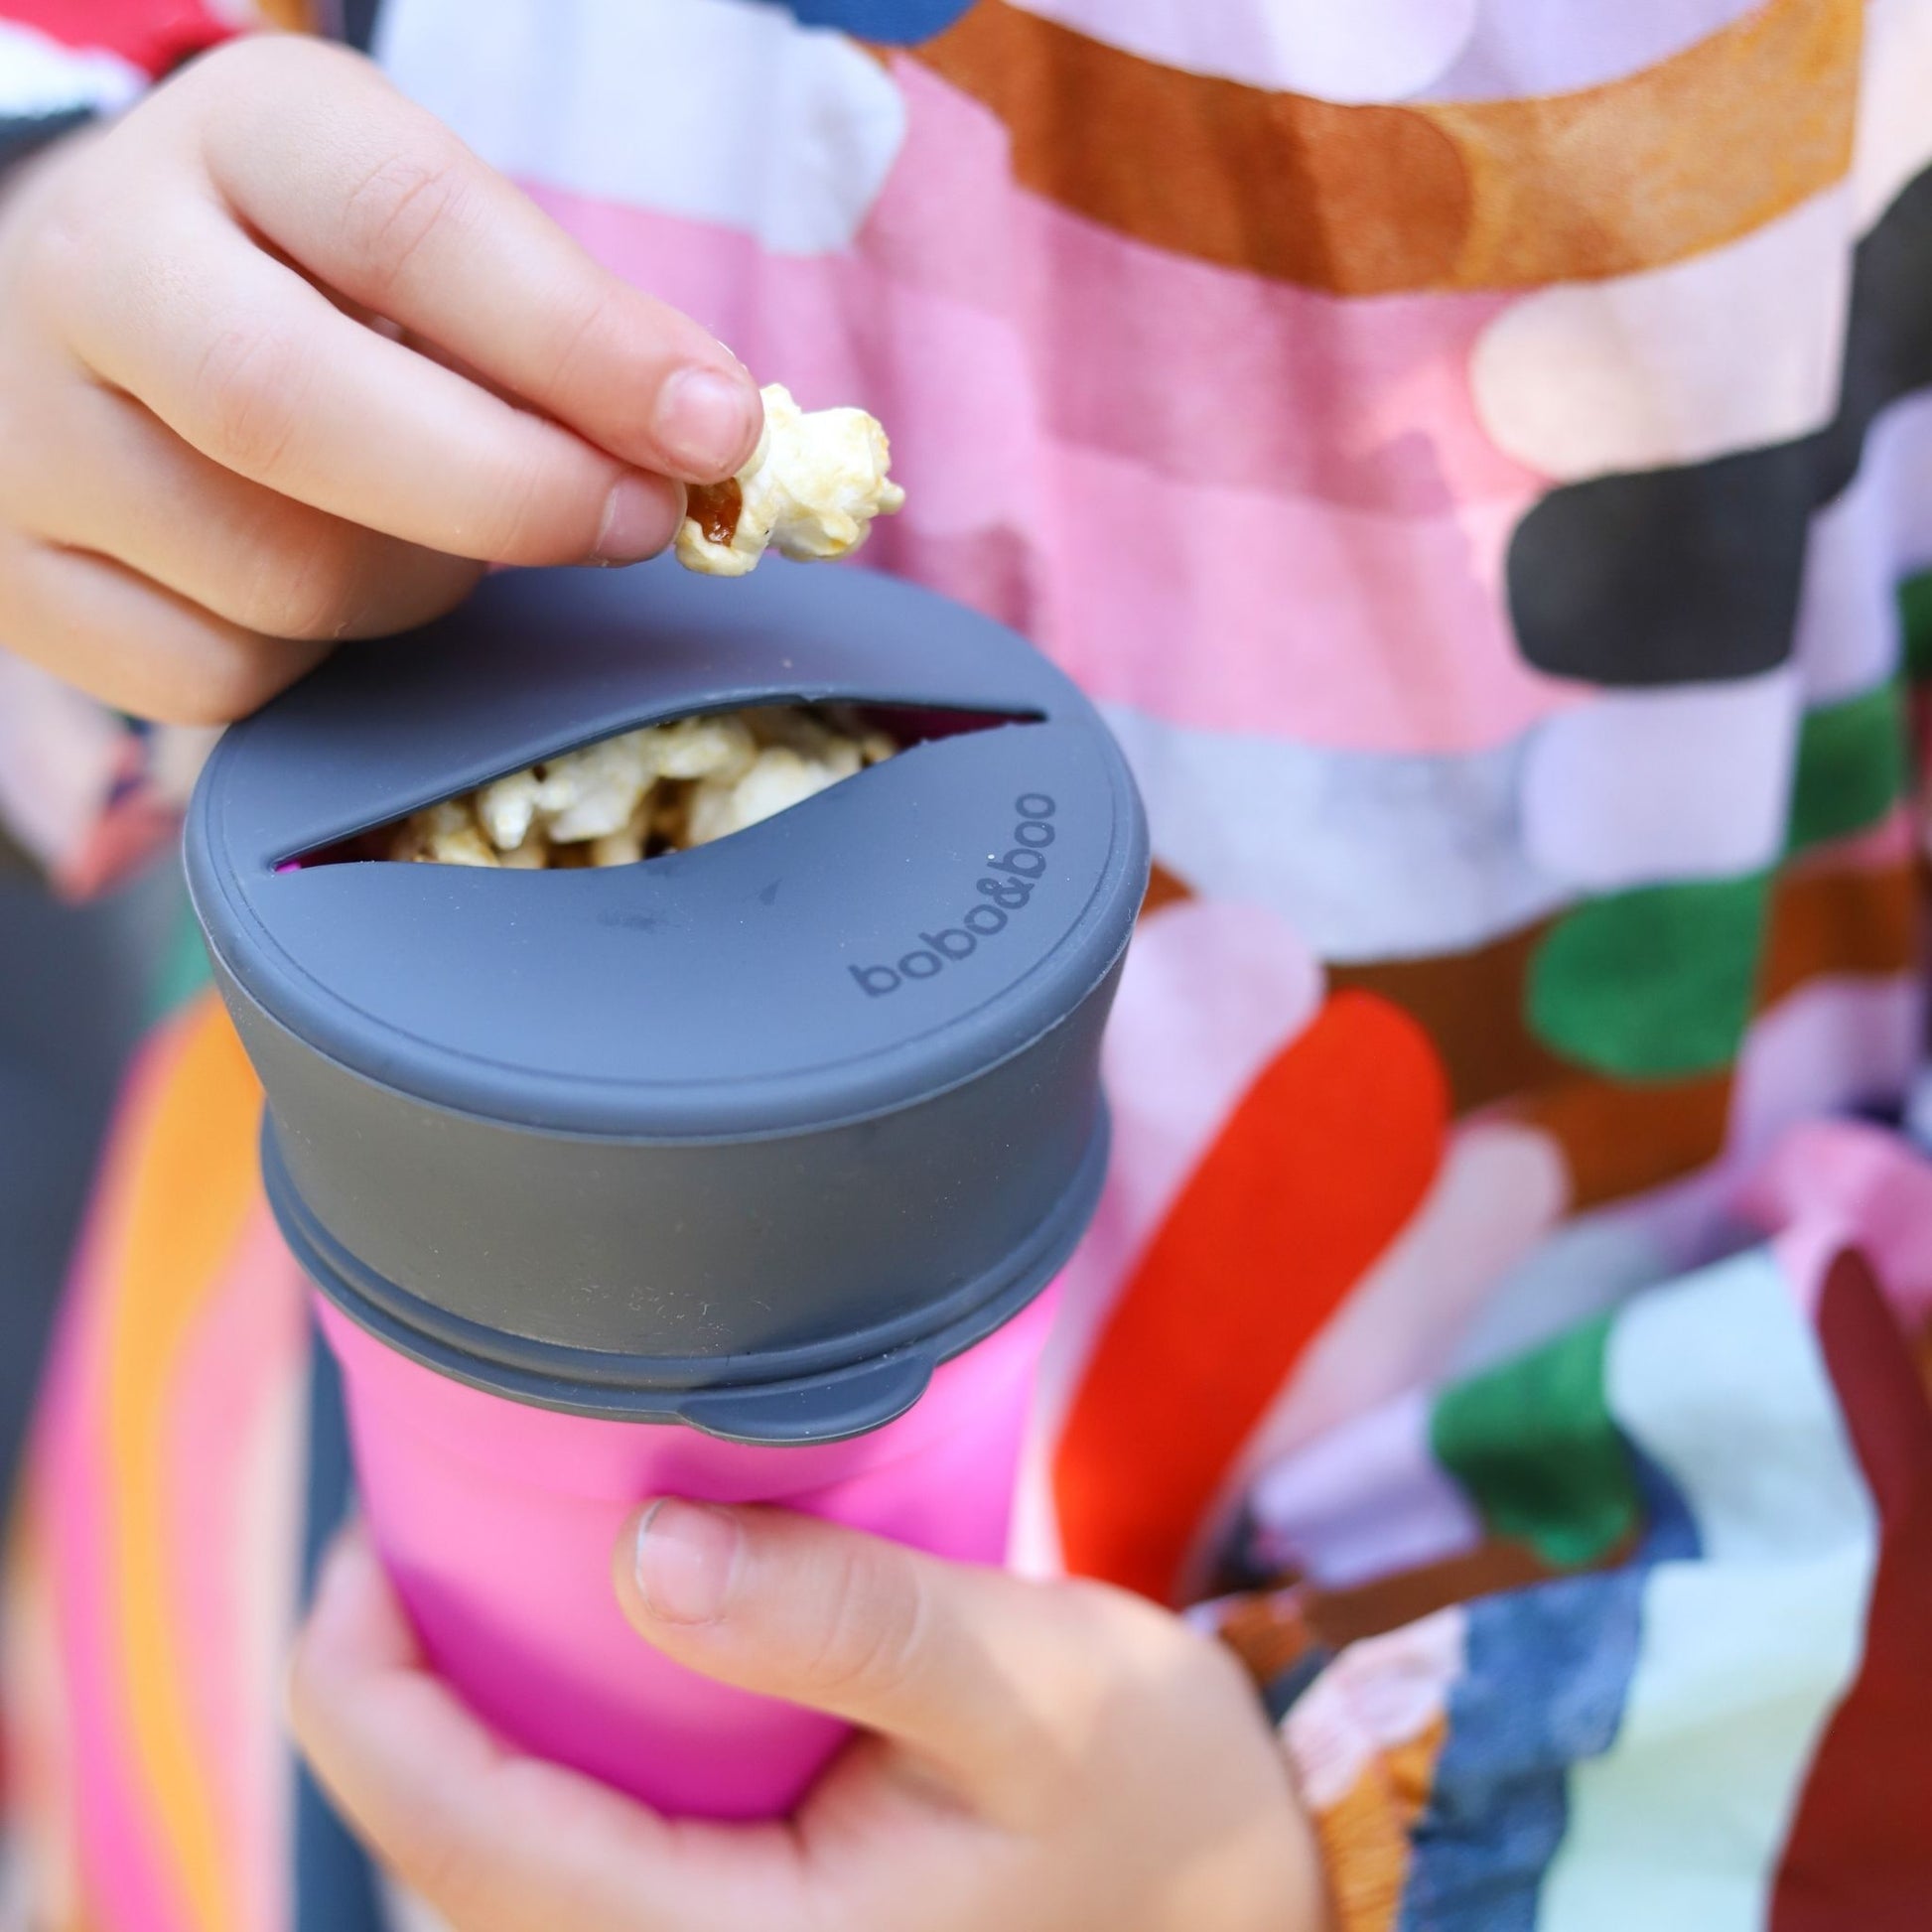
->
[1139,862,1195,920]
[1512,1070,1733,1212]
[1331,921,1732,1209]
[1759,859,1919,1008]
[1331,922,1565,1117]
[1204,1587,1322,1687]
[1305,1526,1639,1651]
[905,0,1859,295]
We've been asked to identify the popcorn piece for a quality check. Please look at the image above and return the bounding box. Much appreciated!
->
[497,826,551,870]
[686,742,863,847]
[676,384,905,578]
[392,798,499,868]
[476,768,546,851]
[531,735,658,844]
[638,715,758,783]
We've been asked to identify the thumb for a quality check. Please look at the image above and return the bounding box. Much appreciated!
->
[612,1500,1079,1815]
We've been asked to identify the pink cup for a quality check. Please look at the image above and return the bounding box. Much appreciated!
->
[316,1286,1055,1820]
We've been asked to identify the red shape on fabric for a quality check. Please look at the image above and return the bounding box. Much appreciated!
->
[4,0,234,73]
[1771,1248,1932,1930]
[1053,990,1448,1603]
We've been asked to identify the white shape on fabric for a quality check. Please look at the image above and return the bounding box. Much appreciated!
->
[1728,976,1922,1173]
[1099,702,1572,964]
[1282,1607,1466,1812]
[1418,0,1765,103]
[1794,390,1932,705]
[1854,0,1932,232]
[1003,0,1475,104]
[1471,187,1854,483]
[373,0,906,256]
[1518,669,1802,891]
[0,19,143,118]
[1244,1387,1486,1592]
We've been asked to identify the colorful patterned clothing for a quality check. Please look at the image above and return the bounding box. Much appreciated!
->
[2,1,1931,1926]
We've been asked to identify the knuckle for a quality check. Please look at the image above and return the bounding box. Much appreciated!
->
[12,182,109,331]
[168,633,307,726]
[248,530,365,641]
[375,1798,494,1929]
[339,144,471,302]
[806,1550,927,1705]
[473,451,596,564]
[542,281,624,400]
[192,325,307,480]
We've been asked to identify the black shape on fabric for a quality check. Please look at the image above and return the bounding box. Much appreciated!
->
[293,1326,386,1932]
[0,107,93,172]
[340,0,383,54]
[1509,165,1932,686]
[1508,443,1816,685]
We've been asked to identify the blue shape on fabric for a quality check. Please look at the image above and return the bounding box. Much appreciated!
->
[1399,1570,1647,1932]
[774,0,978,42]
[1396,1446,1699,1931]
[294,1329,386,1932]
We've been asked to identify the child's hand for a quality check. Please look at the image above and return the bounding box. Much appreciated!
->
[0,35,760,724]
[290,1508,1332,1932]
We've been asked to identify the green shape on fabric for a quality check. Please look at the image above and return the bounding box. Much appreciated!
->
[1899,570,1932,684]
[1526,874,1769,1080]
[146,886,214,1024]
[1786,680,1907,856]
[1430,1314,1640,1571]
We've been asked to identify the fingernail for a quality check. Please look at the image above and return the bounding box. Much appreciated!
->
[593,474,679,565]
[633,1500,740,1625]
[652,366,759,478]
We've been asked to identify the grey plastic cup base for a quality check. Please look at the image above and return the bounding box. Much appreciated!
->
[264,1107,1109,1445]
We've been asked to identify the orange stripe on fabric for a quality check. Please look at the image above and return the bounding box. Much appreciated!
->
[1310,1714,1449,1932]
[248,0,321,26]
[1054,992,1447,1600]
[907,0,1859,295]
[105,996,263,1932]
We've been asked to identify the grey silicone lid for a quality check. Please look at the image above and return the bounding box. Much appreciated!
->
[187,560,1148,1443]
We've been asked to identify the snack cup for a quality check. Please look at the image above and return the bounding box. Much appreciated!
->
[315,1286,1055,1818]
[187,560,1147,1819]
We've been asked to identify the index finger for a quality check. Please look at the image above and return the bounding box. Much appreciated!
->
[193,38,761,483]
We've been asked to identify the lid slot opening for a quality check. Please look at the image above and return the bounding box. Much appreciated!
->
[290,700,1039,873]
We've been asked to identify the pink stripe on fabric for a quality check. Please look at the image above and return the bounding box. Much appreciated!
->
[523,187,1574,752]
[1026,440,1575,751]
[1743,1119,1932,1329]
[31,1028,196,1932]
[162,1202,309,1932]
